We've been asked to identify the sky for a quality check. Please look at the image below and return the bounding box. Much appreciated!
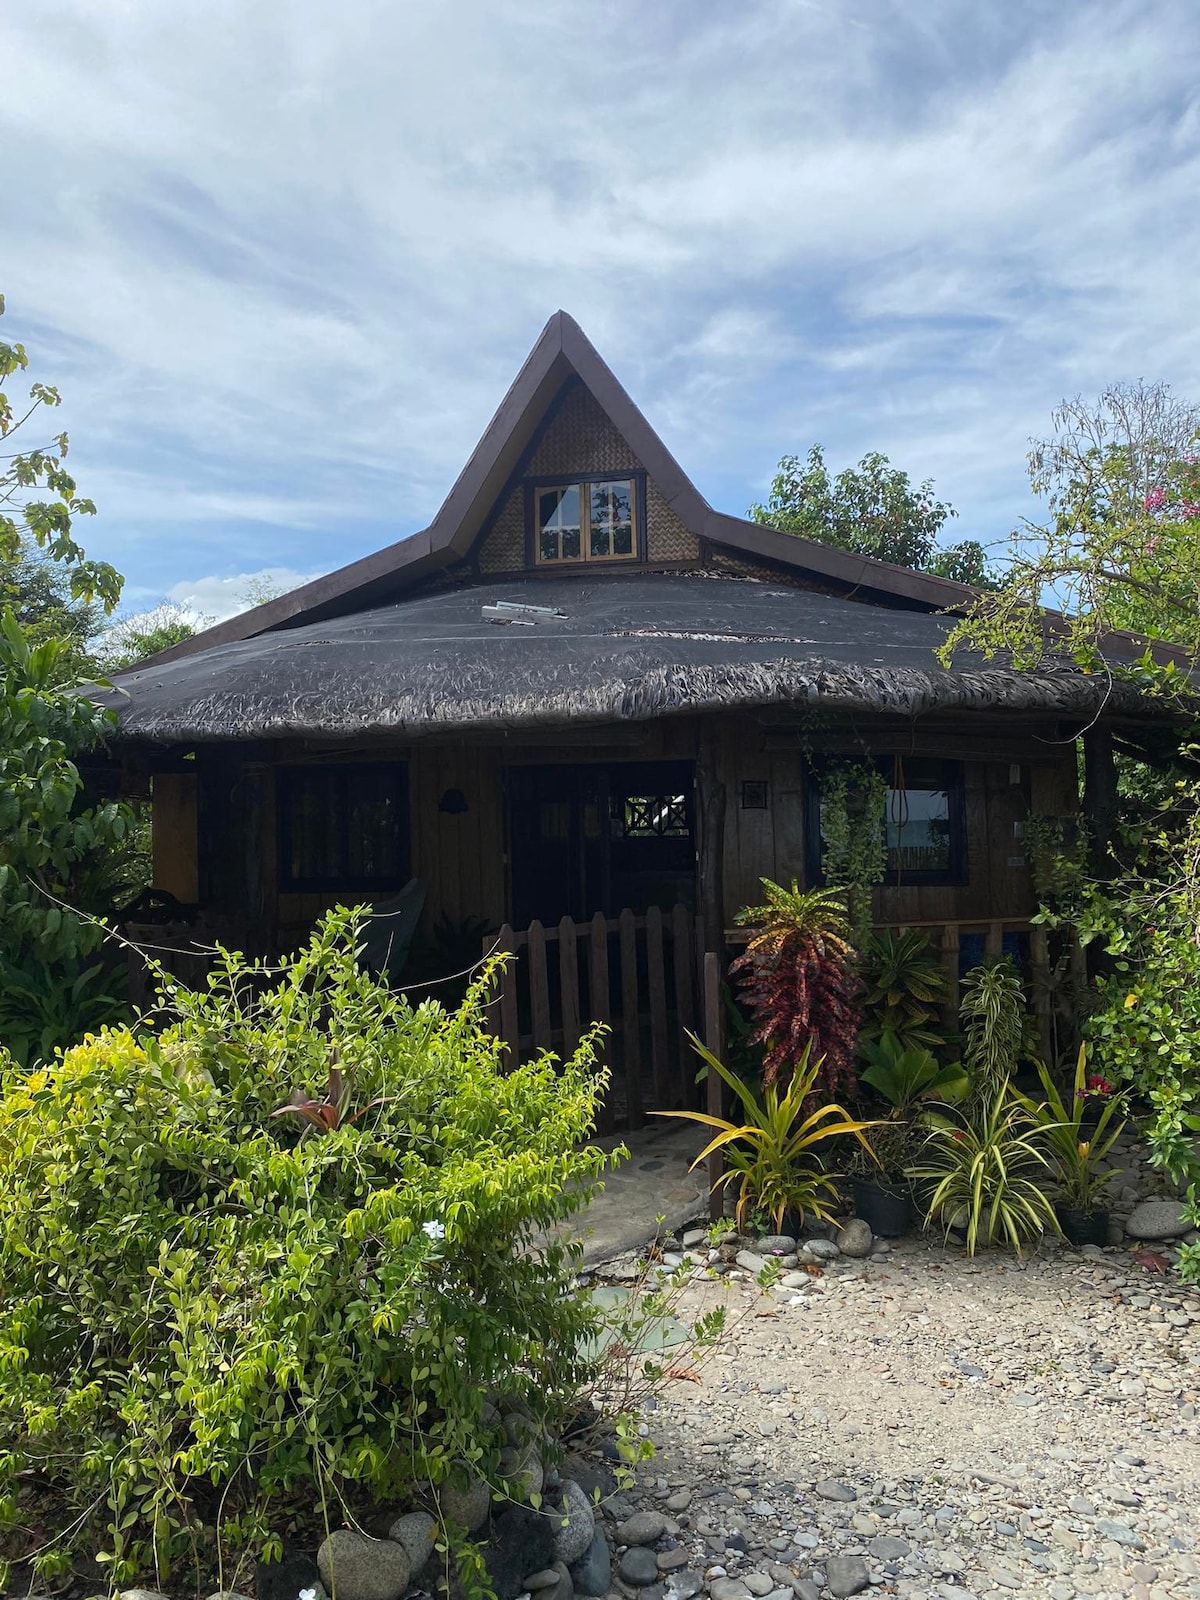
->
[4,0,1200,624]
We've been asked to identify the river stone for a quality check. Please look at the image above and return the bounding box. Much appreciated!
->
[835,1218,873,1258]
[756,1235,797,1254]
[499,1441,545,1499]
[617,1509,667,1546]
[486,1504,557,1600]
[619,1546,661,1586]
[207,1593,254,1600]
[122,1592,172,1600]
[709,1581,751,1600]
[388,1511,436,1572]
[553,1479,595,1565]
[438,1474,491,1531]
[317,1531,411,1600]
[824,1555,869,1598]
[524,1572,560,1591]
[1125,1197,1189,1239]
[803,1238,840,1261]
[735,1249,768,1273]
[814,1478,857,1502]
[868,1534,910,1560]
[569,1528,611,1597]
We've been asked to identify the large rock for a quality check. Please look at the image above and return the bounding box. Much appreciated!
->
[388,1511,436,1573]
[553,1479,595,1565]
[1125,1197,1189,1240]
[484,1504,556,1600]
[803,1238,839,1261]
[835,1218,873,1258]
[824,1555,870,1598]
[438,1474,491,1531]
[560,1450,614,1503]
[755,1235,797,1254]
[317,1531,411,1600]
[569,1528,611,1597]
[617,1509,667,1546]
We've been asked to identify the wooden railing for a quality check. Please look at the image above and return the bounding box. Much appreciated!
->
[483,906,702,1132]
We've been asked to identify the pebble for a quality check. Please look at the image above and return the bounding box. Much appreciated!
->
[619,1510,668,1546]
[709,1581,751,1600]
[824,1554,870,1597]
[814,1478,857,1502]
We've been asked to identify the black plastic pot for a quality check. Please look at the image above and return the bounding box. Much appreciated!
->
[1055,1204,1109,1247]
[851,1176,915,1238]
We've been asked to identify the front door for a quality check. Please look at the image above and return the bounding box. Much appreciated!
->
[507,761,695,927]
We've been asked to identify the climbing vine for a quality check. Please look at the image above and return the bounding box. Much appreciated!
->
[819,760,889,943]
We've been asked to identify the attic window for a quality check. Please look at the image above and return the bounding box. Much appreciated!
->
[532,476,640,566]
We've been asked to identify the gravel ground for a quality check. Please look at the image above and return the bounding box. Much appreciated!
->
[601,1235,1200,1600]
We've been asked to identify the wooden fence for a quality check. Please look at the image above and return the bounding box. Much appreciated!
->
[482,905,704,1132]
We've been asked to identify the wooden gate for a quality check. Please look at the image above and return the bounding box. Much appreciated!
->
[482,905,702,1131]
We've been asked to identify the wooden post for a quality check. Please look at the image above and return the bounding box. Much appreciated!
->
[645,906,670,1111]
[619,908,643,1129]
[1029,924,1054,1063]
[1083,725,1118,879]
[588,912,614,1135]
[939,923,960,1027]
[704,951,725,1220]
[558,915,581,1060]
[696,724,727,964]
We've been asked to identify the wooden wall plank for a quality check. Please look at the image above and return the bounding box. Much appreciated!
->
[645,905,670,1109]
[619,908,643,1128]
[151,773,199,903]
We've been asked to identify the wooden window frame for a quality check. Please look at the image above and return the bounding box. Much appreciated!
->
[277,762,410,894]
[805,757,967,888]
[525,471,647,568]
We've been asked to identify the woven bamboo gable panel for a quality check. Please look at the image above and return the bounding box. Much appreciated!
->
[478,382,699,573]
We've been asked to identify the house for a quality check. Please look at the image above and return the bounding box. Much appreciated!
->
[99,312,1174,1127]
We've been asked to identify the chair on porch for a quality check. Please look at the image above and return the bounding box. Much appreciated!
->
[359,877,427,984]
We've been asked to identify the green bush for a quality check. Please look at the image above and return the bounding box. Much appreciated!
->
[0,910,614,1587]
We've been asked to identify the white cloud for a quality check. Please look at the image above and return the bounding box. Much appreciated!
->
[163,569,320,624]
[1,0,1198,587]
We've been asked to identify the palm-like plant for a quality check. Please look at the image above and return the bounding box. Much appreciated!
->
[1011,1043,1126,1212]
[657,1035,878,1231]
[859,1030,969,1116]
[731,880,861,1094]
[859,930,950,1050]
[913,1090,1060,1255]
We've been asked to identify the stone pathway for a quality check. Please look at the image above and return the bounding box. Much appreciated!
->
[589,1232,1200,1600]
[552,1123,708,1268]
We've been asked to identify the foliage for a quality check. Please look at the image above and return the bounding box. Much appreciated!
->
[959,957,1029,1101]
[97,602,198,672]
[0,293,121,613]
[661,1035,876,1231]
[913,1090,1061,1255]
[583,1264,726,1425]
[816,760,889,942]
[942,380,1200,672]
[0,909,615,1587]
[731,880,861,1095]
[859,1030,969,1117]
[748,443,992,584]
[859,929,950,1049]
[1011,1045,1126,1213]
[0,613,133,1060]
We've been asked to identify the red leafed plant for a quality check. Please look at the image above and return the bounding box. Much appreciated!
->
[731,880,862,1094]
[271,1049,389,1134]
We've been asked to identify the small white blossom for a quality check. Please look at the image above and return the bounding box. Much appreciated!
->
[299,1588,319,1600]
[421,1220,446,1240]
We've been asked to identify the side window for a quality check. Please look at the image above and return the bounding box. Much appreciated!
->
[806,758,967,887]
[277,764,409,892]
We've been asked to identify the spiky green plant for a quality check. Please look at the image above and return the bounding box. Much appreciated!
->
[1012,1043,1126,1212]
[913,1090,1060,1255]
[656,1035,878,1231]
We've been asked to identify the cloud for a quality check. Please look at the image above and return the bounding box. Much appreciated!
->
[164,569,321,625]
[1,0,1198,590]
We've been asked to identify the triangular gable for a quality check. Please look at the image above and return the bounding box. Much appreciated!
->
[145,311,978,666]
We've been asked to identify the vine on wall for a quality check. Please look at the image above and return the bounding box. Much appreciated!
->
[819,760,889,943]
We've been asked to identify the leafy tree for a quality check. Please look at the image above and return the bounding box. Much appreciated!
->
[943,381,1200,669]
[749,443,993,584]
[97,601,198,672]
[0,292,131,1061]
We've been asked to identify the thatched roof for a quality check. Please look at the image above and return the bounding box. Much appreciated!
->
[99,573,1151,743]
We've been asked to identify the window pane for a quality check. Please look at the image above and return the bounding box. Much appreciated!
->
[887,785,951,875]
[287,769,341,882]
[590,480,633,559]
[347,772,403,880]
[538,485,580,561]
[613,793,690,839]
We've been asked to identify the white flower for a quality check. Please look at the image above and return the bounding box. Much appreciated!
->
[422,1220,446,1240]
[299,1588,319,1600]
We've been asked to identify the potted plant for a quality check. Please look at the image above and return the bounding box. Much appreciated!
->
[1012,1044,1126,1246]
[657,1036,877,1232]
[854,1030,970,1235]
[911,1088,1060,1256]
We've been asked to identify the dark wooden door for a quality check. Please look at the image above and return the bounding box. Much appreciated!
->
[507,761,695,926]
